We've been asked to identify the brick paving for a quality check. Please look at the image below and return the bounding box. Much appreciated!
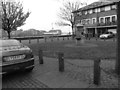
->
[2,56,119,88]
[2,59,49,88]
[2,73,49,88]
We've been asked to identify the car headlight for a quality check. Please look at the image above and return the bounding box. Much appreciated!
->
[25,52,34,59]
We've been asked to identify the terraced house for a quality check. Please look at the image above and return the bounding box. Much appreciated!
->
[72,0,120,37]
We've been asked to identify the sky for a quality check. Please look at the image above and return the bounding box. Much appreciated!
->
[18,0,99,33]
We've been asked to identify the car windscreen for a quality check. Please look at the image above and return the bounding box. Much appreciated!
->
[0,40,21,47]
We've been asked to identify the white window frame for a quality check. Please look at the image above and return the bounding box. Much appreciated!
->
[86,19,89,24]
[99,17,105,23]
[100,6,105,12]
[95,8,98,13]
[85,11,88,15]
[92,18,96,24]
[111,15,117,22]
[97,8,100,12]
[111,4,117,10]
[78,12,82,16]
[105,5,111,11]
[105,16,112,22]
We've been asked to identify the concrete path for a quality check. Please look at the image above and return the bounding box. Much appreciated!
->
[3,56,117,88]
[34,56,92,88]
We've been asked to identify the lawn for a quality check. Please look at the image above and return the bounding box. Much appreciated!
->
[22,38,117,60]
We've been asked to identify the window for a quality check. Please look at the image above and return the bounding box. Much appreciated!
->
[93,9,95,13]
[81,20,83,24]
[87,10,92,14]
[86,19,90,24]
[100,18,104,23]
[92,18,96,24]
[100,7,105,12]
[87,10,90,14]
[112,16,116,23]
[111,5,117,10]
[81,20,86,25]
[105,6,111,11]
[105,17,111,24]
[79,20,82,24]
[85,11,87,15]
[82,11,85,15]
[97,8,100,12]
[77,12,82,16]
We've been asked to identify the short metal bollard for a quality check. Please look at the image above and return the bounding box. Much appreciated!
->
[38,49,43,64]
[88,35,91,40]
[94,59,101,85]
[57,37,59,41]
[29,39,31,44]
[104,38,106,41]
[19,40,21,43]
[51,37,53,42]
[95,35,98,41]
[63,37,64,40]
[37,39,39,43]
[96,38,97,41]
[113,37,115,41]
[67,37,69,40]
[44,37,47,42]
[58,52,64,72]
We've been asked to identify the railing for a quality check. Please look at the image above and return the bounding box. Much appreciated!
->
[11,35,72,40]
[98,22,117,26]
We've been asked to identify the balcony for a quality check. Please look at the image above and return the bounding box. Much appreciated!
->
[97,23,106,26]
[110,22,117,25]
[98,21,117,26]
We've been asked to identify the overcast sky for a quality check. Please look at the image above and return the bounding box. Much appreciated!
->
[19,0,99,32]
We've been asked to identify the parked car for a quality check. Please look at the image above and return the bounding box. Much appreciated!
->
[99,32,115,39]
[0,39,34,75]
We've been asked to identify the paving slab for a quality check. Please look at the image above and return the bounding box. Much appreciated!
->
[34,56,90,88]
[62,80,89,88]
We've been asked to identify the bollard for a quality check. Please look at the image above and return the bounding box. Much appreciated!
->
[58,52,64,72]
[67,37,69,40]
[38,49,43,64]
[96,38,97,41]
[19,40,21,43]
[88,34,91,40]
[29,39,31,44]
[113,37,115,41]
[45,37,47,42]
[63,37,64,40]
[94,59,101,85]
[104,38,106,41]
[37,39,39,43]
[51,37,53,42]
[95,35,98,41]
[57,37,59,41]
[89,37,90,40]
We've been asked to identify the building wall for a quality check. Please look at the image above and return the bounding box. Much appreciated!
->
[73,2,117,37]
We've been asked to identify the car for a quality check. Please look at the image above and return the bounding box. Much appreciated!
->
[0,39,34,75]
[99,32,115,39]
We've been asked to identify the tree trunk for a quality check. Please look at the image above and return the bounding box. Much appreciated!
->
[71,25,75,39]
[7,31,11,39]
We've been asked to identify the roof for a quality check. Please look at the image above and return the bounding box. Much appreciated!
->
[73,0,120,13]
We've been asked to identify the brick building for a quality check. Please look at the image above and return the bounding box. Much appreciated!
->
[72,0,120,37]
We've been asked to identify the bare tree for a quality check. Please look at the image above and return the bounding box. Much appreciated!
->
[56,0,86,36]
[1,0,30,38]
